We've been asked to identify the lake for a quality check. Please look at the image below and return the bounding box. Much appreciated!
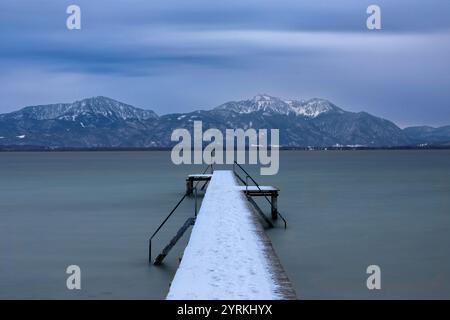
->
[0,150,449,299]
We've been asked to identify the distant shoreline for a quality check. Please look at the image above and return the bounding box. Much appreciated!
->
[1,145,450,152]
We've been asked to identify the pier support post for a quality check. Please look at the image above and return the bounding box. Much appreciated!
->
[186,178,193,195]
[271,194,278,220]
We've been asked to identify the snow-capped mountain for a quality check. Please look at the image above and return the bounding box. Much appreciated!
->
[1,96,158,122]
[0,95,447,149]
[215,94,342,118]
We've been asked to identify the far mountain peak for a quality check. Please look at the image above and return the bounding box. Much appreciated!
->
[2,96,158,122]
[251,94,280,102]
[215,94,341,118]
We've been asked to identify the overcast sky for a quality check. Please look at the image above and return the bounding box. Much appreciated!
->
[0,0,449,127]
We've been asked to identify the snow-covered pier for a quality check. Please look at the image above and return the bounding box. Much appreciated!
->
[167,170,296,300]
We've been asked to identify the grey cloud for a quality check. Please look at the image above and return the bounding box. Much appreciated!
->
[0,0,449,126]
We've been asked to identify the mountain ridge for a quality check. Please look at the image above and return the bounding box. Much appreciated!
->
[0,96,158,122]
[214,94,344,118]
[0,95,449,148]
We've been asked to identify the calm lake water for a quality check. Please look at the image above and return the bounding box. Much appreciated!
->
[0,150,449,299]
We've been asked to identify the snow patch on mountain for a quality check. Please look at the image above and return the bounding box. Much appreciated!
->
[215,94,342,118]
[4,96,158,122]
[288,98,343,118]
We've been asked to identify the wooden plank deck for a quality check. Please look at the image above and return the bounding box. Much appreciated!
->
[167,170,296,300]
[236,186,279,191]
[188,174,213,179]
[237,185,279,197]
[186,174,212,195]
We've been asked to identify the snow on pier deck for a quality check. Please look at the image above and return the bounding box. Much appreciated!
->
[167,170,296,300]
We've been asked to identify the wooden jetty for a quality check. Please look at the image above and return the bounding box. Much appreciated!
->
[157,169,296,300]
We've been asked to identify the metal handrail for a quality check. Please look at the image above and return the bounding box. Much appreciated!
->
[149,192,187,263]
[233,161,288,229]
[148,165,212,264]
[199,164,213,191]
[149,187,199,264]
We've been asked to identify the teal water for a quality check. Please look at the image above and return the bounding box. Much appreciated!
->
[0,151,449,299]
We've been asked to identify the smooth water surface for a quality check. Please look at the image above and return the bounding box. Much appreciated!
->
[0,151,449,299]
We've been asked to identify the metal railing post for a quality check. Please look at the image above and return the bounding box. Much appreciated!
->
[149,239,152,263]
[194,187,198,217]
